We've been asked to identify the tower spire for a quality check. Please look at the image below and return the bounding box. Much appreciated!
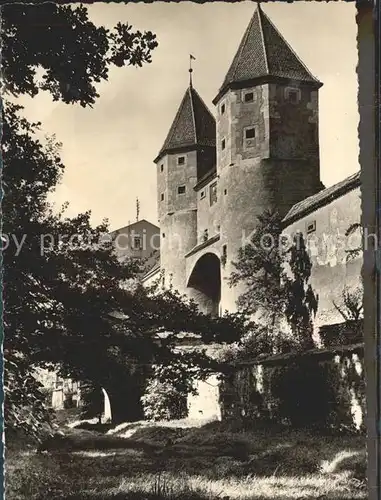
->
[189,54,196,87]
[213,5,321,104]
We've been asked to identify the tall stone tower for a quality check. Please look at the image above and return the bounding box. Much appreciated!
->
[213,5,324,312]
[154,84,216,293]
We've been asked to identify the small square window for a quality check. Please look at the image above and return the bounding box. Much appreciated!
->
[177,156,185,165]
[221,139,226,150]
[201,190,206,199]
[161,193,164,201]
[307,221,316,234]
[178,185,186,194]
[221,103,225,114]
[245,128,256,139]
[244,92,254,102]
[160,164,164,172]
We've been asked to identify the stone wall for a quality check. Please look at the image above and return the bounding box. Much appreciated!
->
[282,185,362,328]
[219,341,365,431]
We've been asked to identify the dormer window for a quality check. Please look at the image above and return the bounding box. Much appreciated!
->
[178,185,186,194]
[244,91,254,103]
[177,156,185,165]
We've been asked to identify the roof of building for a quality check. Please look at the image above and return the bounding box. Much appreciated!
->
[214,5,321,103]
[110,219,159,236]
[142,262,161,282]
[193,166,217,192]
[155,85,216,163]
[283,171,361,225]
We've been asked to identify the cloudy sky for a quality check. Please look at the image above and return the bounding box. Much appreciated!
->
[20,1,359,231]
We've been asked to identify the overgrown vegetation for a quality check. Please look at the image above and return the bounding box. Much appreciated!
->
[2,3,246,439]
[226,211,318,362]
[218,210,365,433]
[333,285,363,322]
[6,421,367,499]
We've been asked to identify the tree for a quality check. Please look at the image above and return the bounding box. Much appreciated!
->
[284,232,318,349]
[2,5,245,435]
[333,285,364,322]
[1,2,158,435]
[229,210,286,327]
[345,222,362,261]
[229,210,318,352]
[1,3,158,107]
[3,103,244,429]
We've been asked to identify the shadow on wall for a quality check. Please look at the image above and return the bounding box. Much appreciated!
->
[187,253,221,317]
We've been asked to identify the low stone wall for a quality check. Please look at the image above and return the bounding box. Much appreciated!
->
[219,342,365,431]
[187,374,222,421]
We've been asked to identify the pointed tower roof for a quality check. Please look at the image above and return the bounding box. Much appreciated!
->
[213,5,322,104]
[154,85,216,163]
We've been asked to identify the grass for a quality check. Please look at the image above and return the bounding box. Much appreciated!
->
[5,417,367,500]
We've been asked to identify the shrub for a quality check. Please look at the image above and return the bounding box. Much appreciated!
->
[141,379,188,421]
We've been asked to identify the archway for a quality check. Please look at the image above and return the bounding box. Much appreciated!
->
[187,253,221,317]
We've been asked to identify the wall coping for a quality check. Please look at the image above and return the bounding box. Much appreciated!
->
[185,234,220,259]
[232,342,364,368]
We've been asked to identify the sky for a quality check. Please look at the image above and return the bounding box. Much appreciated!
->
[19,1,359,231]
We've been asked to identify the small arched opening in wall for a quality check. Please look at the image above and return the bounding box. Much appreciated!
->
[187,252,221,317]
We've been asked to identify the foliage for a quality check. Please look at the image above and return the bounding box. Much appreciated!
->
[141,378,189,422]
[216,323,298,365]
[229,210,286,327]
[2,106,244,432]
[270,360,351,429]
[1,5,244,436]
[229,210,318,352]
[345,221,362,261]
[284,232,318,349]
[4,353,52,441]
[80,380,104,422]
[333,285,363,322]
[1,3,158,107]
[141,351,219,421]
[319,321,363,349]
[2,1,157,436]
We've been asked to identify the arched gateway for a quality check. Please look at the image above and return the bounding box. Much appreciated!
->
[187,252,221,317]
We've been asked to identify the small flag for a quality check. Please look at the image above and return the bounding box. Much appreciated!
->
[190,54,196,60]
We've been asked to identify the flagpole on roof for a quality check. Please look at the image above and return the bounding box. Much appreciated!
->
[189,54,196,87]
